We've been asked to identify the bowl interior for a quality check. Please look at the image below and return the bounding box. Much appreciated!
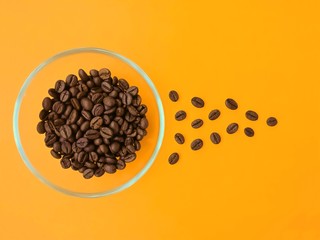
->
[14,48,164,197]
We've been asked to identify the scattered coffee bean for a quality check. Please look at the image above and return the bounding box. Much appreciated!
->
[226,123,239,134]
[83,168,94,179]
[191,119,203,129]
[60,157,71,169]
[225,98,238,110]
[267,117,278,126]
[191,97,204,108]
[175,110,187,121]
[191,139,203,150]
[168,153,179,165]
[210,132,221,144]
[244,127,254,137]
[246,110,258,121]
[103,164,117,174]
[169,90,179,102]
[174,133,185,144]
[208,109,221,120]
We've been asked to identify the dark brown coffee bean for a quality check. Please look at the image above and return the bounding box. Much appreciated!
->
[93,138,103,146]
[127,86,138,96]
[101,81,113,93]
[98,144,109,154]
[103,164,117,174]
[75,130,83,139]
[66,74,78,87]
[93,77,103,87]
[60,125,72,139]
[100,127,113,138]
[71,160,83,170]
[175,110,187,121]
[90,116,103,129]
[226,123,239,134]
[53,142,62,152]
[91,104,104,116]
[67,109,79,124]
[60,157,71,169]
[106,157,117,164]
[132,95,142,107]
[91,93,104,104]
[48,112,59,121]
[267,117,278,126]
[244,127,254,137]
[78,69,90,82]
[169,90,179,102]
[45,133,57,147]
[139,117,148,129]
[55,80,66,93]
[84,129,100,140]
[83,168,94,179]
[77,151,89,163]
[70,123,78,133]
[121,153,136,163]
[125,113,136,122]
[191,139,203,150]
[86,80,95,89]
[37,121,45,134]
[84,144,95,152]
[81,97,93,111]
[81,110,92,121]
[42,97,52,111]
[48,88,59,99]
[89,152,99,162]
[76,137,89,148]
[191,119,203,129]
[225,98,238,110]
[208,109,221,120]
[44,121,53,133]
[50,149,61,159]
[246,110,258,121]
[138,104,148,115]
[118,79,129,90]
[54,119,65,127]
[90,69,99,77]
[76,91,87,100]
[103,96,116,107]
[124,92,133,105]
[94,168,105,177]
[64,105,73,117]
[191,97,204,108]
[116,159,126,170]
[99,68,111,80]
[71,98,81,110]
[174,133,185,144]
[69,87,79,97]
[104,106,116,114]
[109,121,119,134]
[39,109,48,120]
[210,132,221,144]
[60,90,71,102]
[84,161,96,169]
[72,142,81,153]
[61,141,72,155]
[110,142,121,154]
[134,140,141,151]
[80,121,90,132]
[115,107,125,117]
[168,153,179,165]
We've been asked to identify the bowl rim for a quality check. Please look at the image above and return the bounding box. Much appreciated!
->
[13,47,165,198]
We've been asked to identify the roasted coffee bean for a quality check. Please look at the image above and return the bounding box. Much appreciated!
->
[103,96,116,107]
[121,153,136,163]
[81,97,93,111]
[93,138,103,146]
[118,79,129,90]
[175,110,187,121]
[127,86,138,96]
[109,90,118,98]
[267,117,278,126]
[109,121,119,134]
[84,161,95,169]
[80,121,90,132]
[66,74,78,87]
[76,137,89,148]
[83,168,94,179]
[98,144,109,154]
[94,168,105,177]
[246,110,258,121]
[168,153,179,165]
[45,133,57,147]
[99,68,111,80]
[126,144,135,154]
[84,129,100,140]
[112,76,119,85]
[125,112,136,122]
[42,97,52,111]
[78,69,90,81]
[70,123,78,133]
[93,77,103,87]
[39,109,48,120]
[60,157,71,169]
[60,125,72,139]
[75,130,83,139]
[104,106,116,114]
[106,157,117,164]
[116,107,125,117]
[116,160,126,170]
[50,149,61,159]
[78,167,86,173]
[89,152,99,162]
[225,98,238,110]
[138,104,148,115]
[72,160,83,170]
[84,144,95,152]
[125,137,134,146]
[103,164,117,174]
[60,90,71,102]
[55,80,66,93]
[101,81,113,93]
[76,116,85,126]
[71,98,81,110]
[81,110,92,121]
[191,119,203,129]
[100,127,113,138]
[191,139,203,150]
[90,116,103,129]
[37,121,45,134]
[44,121,53,133]
[64,105,73,117]
[226,123,239,134]
[208,109,221,120]
[124,92,133,105]
[77,151,89,163]
[61,141,72,155]
[210,132,221,144]
[90,69,99,77]
[139,117,148,129]
[48,88,59,99]
[76,91,87,99]
[174,133,185,144]
[191,97,204,108]
[68,109,79,124]
[132,95,142,107]
[244,127,254,137]
[72,142,81,153]
[110,142,121,154]
[69,87,79,97]
[53,142,62,153]
[168,90,179,102]
[91,93,104,104]
[48,112,59,121]
[86,80,95,89]
[54,119,65,127]
[134,140,141,151]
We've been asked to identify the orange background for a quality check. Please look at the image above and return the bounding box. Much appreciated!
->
[1,1,320,239]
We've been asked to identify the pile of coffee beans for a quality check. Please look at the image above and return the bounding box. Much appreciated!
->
[36,68,148,179]
[168,90,278,165]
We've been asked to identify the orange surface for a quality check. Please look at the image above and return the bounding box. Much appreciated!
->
[1,0,320,239]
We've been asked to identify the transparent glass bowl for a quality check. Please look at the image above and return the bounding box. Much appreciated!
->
[13,47,165,198]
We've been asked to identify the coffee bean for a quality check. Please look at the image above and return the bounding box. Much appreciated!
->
[109,121,120,134]
[64,105,73,117]
[52,101,64,115]
[116,160,126,170]
[132,95,142,107]
[55,80,66,93]
[71,98,81,110]
[191,119,203,129]
[128,105,139,116]
[53,142,62,152]
[39,109,48,120]
[83,168,94,179]
[267,117,278,126]
[169,90,179,102]
[244,127,254,137]
[225,98,238,110]
[77,91,87,99]
[134,140,141,151]
[126,144,136,154]
[191,139,203,150]
[76,137,89,148]
[124,92,133,105]
[66,74,78,87]
[175,110,187,121]
[138,104,148,115]
[61,141,72,155]
[42,97,52,111]
[91,93,104,104]
[48,88,59,99]
[246,110,258,121]
[103,115,111,125]
[118,79,129,90]
[90,69,99,77]
[84,144,95,152]
[174,133,185,144]
[60,90,71,102]
[81,97,93,111]
[191,97,204,108]
[104,106,116,114]
[60,125,72,139]
[208,109,221,120]
[103,164,117,174]
[100,127,113,138]
[94,168,105,177]
[121,153,136,163]
[110,142,121,154]
[210,132,221,144]
[60,157,71,169]
[127,86,138,96]
[99,68,111,80]
[81,110,92,121]
[89,152,99,162]
[98,144,109,154]
[103,96,116,107]
[69,87,79,97]
[50,149,61,159]
[168,153,179,165]
[116,107,125,117]
[78,69,90,81]
[106,157,117,164]
[139,117,148,129]
[101,81,113,93]
[226,123,239,134]
[37,121,45,134]
[77,151,89,163]
[84,129,100,140]
[90,116,103,129]
[84,161,96,169]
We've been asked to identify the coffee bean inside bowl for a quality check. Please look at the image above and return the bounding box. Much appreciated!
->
[37,68,148,179]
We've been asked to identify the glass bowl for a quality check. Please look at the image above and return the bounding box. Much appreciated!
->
[13,47,165,198]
